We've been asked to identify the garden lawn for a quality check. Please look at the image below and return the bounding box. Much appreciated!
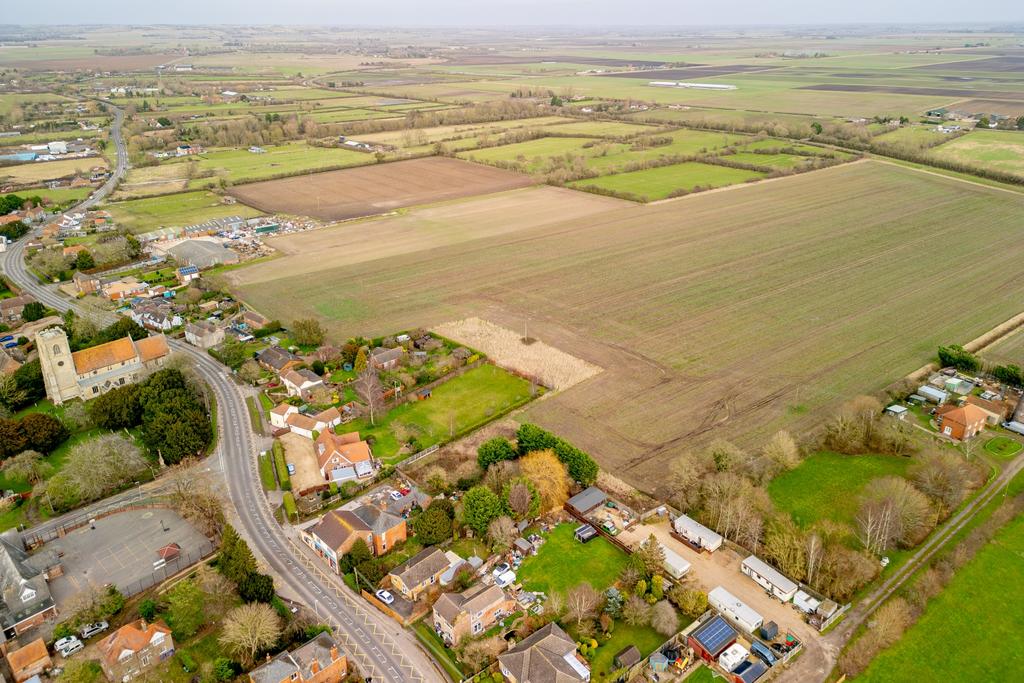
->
[517,523,628,597]
[346,364,534,463]
[103,190,263,234]
[858,511,1024,683]
[570,162,765,201]
[767,451,913,528]
[984,435,1022,459]
[584,621,669,682]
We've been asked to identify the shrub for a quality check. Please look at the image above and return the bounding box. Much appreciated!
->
[139,599,157,621]
[282,492,297,519]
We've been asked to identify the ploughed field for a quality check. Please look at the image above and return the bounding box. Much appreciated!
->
[228,161,1024,492]
[229,157,535,220]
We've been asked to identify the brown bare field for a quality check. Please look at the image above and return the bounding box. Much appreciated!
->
[951,99,1024,117]
[229,186,625,286]
[0,53,180,71]
[229,162,1024,494]
[229,157,535,220]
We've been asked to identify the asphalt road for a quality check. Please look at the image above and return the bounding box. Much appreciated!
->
[2,104,443,683]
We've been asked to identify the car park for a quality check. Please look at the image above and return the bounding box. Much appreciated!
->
[79,621,109,639]
[375,589,395,605]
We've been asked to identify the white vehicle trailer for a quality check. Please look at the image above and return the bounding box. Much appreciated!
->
[709,586,763,634]
[741,555,799,602]
[660,543,691,579]
[672,514,723,552]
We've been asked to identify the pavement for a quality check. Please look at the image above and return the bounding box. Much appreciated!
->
[2,104,445,683]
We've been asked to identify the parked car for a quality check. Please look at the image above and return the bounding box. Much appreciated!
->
[79,621,109,639]
[495,570,516,588]
[375,589,395,605]
[492,562,511,576]
[287,463,295,475]
[55,636,84,657]
[389,490,404,501]
[0,335,13,343]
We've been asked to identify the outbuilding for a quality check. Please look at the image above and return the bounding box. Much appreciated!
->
[884,404,908,420]
[688,615,737,663]
[566,486,607,517]
[918,385,948,404]
[741,555,798,602]
[732,659,768,683]
[672,513,723,552]
[709,586,763,633]
[792,590,820,615]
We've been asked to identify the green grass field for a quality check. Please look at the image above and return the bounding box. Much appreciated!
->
[185,142,373,186]
[857,511,1024,683]
[517,523,629,597]
[570,162,765,200]
[983,436,1022,460]
[767,451,914,528]
[103,190,263,233]
[584,620,669,682]
[460,136,595,172]
[345,364,534,463]
[930,129,1024,179]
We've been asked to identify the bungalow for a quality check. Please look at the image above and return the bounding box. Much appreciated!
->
[300,505,406,570]
[104,279,149,302]
[257,346,302,374]
[433,584,515,645]
[315,430,376,483]
[97,619,175,682]
[184,319,225,349]
[62,244,88,258]
[6,638,51,683]
[388,547,450,602]
[248,632,347,683]
[242,310,269,329]
[370,346,404,371]
[270,405,341,439]
[499,623,590,683]
[936,403,989,440]
[282,368,325,400]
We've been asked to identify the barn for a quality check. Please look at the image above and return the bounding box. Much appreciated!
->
[688,615,737,663]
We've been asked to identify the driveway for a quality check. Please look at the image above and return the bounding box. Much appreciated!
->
[280,431,325,494]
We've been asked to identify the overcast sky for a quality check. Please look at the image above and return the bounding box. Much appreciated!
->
[12,1,1023,27]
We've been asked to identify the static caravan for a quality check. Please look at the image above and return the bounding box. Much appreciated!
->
[660,543,691,579]
[672,514,724,552]
[741,555,798,602]
[709,586,763,634]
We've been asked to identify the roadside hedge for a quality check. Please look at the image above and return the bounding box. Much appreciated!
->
[273,440,291,491]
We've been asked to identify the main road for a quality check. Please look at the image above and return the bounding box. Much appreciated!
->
[1,102,443,683]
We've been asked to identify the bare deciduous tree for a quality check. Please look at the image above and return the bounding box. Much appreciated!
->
[565,582,601,626]
[650,600,679,636]
[3,450,51,485]
[856,477,934,554]
[354,369,383,426]
[219,603,282,667]
[487,515,516,551]
[622,594,651,626]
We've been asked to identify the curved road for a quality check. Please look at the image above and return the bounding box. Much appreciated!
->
[1,103,441,683]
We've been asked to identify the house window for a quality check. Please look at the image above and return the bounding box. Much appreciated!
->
[92,387,99,394]
[119,378,125,385]
[473,622,482,633]
[141,654,150,667]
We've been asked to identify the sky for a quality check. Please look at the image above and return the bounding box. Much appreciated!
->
[13,1,1024,27]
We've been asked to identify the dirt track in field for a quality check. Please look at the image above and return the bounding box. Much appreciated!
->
[229,157,535,221]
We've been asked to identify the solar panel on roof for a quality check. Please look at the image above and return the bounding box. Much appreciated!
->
[693,615,737,656]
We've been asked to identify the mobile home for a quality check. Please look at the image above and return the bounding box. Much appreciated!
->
[741,555,798,602]
[672,514,724,552]
[709,586,763,633]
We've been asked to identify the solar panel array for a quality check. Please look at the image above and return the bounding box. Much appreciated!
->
[693,615,737,656]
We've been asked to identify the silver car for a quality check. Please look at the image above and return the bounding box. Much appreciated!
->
[55,636,84,657]
[80,621,109,639]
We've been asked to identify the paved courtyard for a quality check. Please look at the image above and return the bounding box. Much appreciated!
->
[43,508,212,606]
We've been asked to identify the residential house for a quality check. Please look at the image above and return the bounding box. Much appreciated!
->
[936,403,989,440]
[0,295,34,324]
[498,623,590,683]
[0,536,57,642]
[964,395,1011,425]
[184,319,225,349]
[257,346,301,374]
[388,548,450,602]
[37,327,170,405]
[242,310,269,329]
[369,346,404,371]
[300,505,406,571]
[6,637,51,683]
[97,619,175,682]
[72,270,101,295]
[433,584,515,645]
[0,347,22,376]
[282,368,325,400]
[129,300,183,332]
[175,265,200,284]
[62,244,88,258]
[269,405,342,439]
[315,430,376,483]
[248,632,347,683]
[103,278,149,302]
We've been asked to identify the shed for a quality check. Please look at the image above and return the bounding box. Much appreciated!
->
[792,590,820,614]
[648,652,671,672]
[741,555,798,602]
[884,405,908,419]
[908,394,927,404]
[614,645,642,669]
[759,621,778,640]
[688,614,737,662]
[566,486,607,516]
[918,385,948,404]
[709,586,763,633]
[660,543,691,579]
[672,513,723,552]
[157,542,181,561]
[514,538,533,555]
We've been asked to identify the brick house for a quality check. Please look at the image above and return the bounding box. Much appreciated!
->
[281,368,325,400]
[6,637,51,683]
[72,270,102,295]
[248,632,347,683]
[369,346,404,371]
[499,622,590,683]
[97,619,175,681]
[300,506,406,572]
[0,295,34,324]
[315,430,376,483]
[388,548,450,602]
[936,403,989,440]
[433,584,516,645]
[256,346,301,374]
[0,537,58,642]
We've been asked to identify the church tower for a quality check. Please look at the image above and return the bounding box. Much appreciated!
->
[36,327,80,405]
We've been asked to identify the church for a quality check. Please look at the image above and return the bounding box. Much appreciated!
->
[36,326,171,405]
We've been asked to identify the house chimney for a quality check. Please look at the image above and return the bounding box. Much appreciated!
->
[330,646,339,661]
[311,660,320,674]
